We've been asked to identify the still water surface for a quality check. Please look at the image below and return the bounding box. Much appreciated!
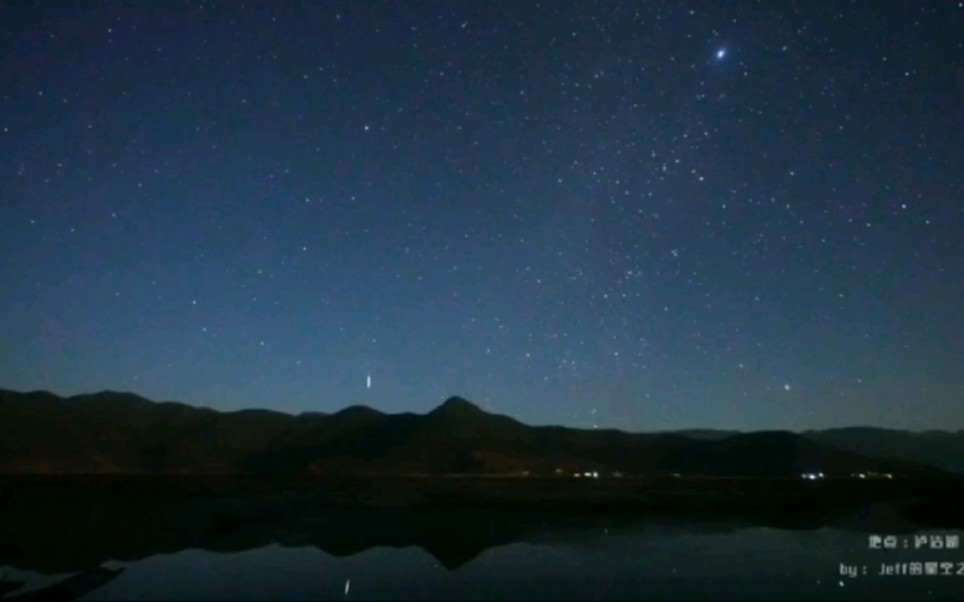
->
[3,523,962,600]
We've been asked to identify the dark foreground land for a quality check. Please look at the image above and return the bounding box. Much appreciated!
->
[1,474,962,576]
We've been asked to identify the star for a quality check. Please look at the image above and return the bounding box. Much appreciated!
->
[1,1,959,436]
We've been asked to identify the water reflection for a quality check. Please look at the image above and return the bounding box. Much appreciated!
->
[3,527,962,601]
[0,479,961,600]
[0,568,122,601]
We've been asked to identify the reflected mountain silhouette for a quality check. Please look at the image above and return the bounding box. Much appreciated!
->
[0,579,24,599]
[0,567,122,601]
[2,476,957,575]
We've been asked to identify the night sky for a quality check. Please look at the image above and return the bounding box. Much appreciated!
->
[1,1,962,431]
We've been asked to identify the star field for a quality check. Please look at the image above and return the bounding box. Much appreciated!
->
[1,1,962,431]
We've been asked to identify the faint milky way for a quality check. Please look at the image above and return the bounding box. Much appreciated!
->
[0,2,961,431]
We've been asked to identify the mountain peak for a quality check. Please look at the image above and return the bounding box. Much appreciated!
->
[76,390,154,406]
[431,396,484,416]
[333,405,383,419]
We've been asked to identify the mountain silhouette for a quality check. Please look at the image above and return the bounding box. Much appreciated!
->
[428,396,485,417]
[0,388,953,477]
[804,427,964,474]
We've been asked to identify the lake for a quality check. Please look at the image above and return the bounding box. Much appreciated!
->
[3,520,962,600]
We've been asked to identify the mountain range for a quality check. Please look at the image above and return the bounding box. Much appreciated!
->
[1,388,960,477]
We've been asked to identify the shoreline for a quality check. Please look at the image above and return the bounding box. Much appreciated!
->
[2,473,961,521]
[1,474,962,574]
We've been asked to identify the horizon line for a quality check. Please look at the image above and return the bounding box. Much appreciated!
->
[3,385,961,435]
